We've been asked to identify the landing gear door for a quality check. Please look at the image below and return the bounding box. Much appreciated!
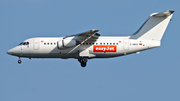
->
[33,39,39,50]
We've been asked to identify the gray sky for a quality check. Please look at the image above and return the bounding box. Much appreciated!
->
[1,0,180,101]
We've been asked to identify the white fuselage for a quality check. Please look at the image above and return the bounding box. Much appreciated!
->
[7,36,160,59]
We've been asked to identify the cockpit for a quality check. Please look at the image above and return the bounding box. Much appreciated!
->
[19,42,29,45]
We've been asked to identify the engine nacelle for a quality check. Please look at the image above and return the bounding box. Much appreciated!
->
[57,39,77,49]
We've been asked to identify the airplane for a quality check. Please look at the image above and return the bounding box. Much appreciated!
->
[7,10,174,67]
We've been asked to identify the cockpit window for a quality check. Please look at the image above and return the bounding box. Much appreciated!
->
[18,42,29,46]
[22,42,26,45]
[19,42,23,45]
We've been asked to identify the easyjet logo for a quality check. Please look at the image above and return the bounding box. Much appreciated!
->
[93,45,117,52]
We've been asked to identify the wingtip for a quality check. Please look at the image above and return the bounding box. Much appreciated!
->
[169,10,175,14]
[91,29,99,32]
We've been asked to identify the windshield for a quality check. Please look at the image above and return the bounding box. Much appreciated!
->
[19,42,23,45]
[18,42,29,46]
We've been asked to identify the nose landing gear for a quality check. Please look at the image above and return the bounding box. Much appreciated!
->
[78,57,88,67]
[18,57,22,64]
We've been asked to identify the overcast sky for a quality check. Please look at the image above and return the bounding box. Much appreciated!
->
[1,0,180,101]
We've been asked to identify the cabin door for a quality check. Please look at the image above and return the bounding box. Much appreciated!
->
[33,39,39,50]
[123,39,129,50]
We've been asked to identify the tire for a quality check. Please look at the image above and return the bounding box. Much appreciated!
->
[18,60,22,64]
[82,58,87,62]
[81,62,86,67]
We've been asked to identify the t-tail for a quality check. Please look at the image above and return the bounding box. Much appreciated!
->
[129,10,174,48]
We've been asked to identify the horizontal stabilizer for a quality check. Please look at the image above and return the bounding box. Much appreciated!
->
[152,10,174,17]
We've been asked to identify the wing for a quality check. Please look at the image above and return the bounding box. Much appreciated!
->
[75,29,100,38]
[64,29,100,42]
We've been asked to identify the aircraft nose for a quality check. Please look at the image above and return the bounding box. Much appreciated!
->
[7,49,13,55]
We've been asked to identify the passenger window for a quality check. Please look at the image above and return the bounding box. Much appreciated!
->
[86,43,88,45]
[100,43,102,45]
[54,43,56,45]
[83,43,85,45]
[44,43,46,45]
[110,43,112,45]
[89,43,91,45]
[104,43,105,45]
[116,43,118,45]
[96,43,98,45]
[47,43,49,45]
[107,43,108,45]
[93,43,94,45]
[113,43,115,45]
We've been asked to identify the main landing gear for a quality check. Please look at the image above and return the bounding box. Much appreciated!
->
[78,57,88,67]
[18,57,22,64]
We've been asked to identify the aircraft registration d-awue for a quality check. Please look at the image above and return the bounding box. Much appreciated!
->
[7,10,174,67]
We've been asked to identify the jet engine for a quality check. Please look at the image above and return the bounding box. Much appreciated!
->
[57,39,78,49]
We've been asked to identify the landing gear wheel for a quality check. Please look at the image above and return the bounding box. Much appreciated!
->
[82,58,87,63]
[78,57,88,67]
[81,62,86,67]
[18,60,22,64]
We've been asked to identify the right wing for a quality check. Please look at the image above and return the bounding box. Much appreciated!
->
[64,29,100,42]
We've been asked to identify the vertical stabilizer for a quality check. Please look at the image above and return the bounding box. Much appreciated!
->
[130,10,174,41]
